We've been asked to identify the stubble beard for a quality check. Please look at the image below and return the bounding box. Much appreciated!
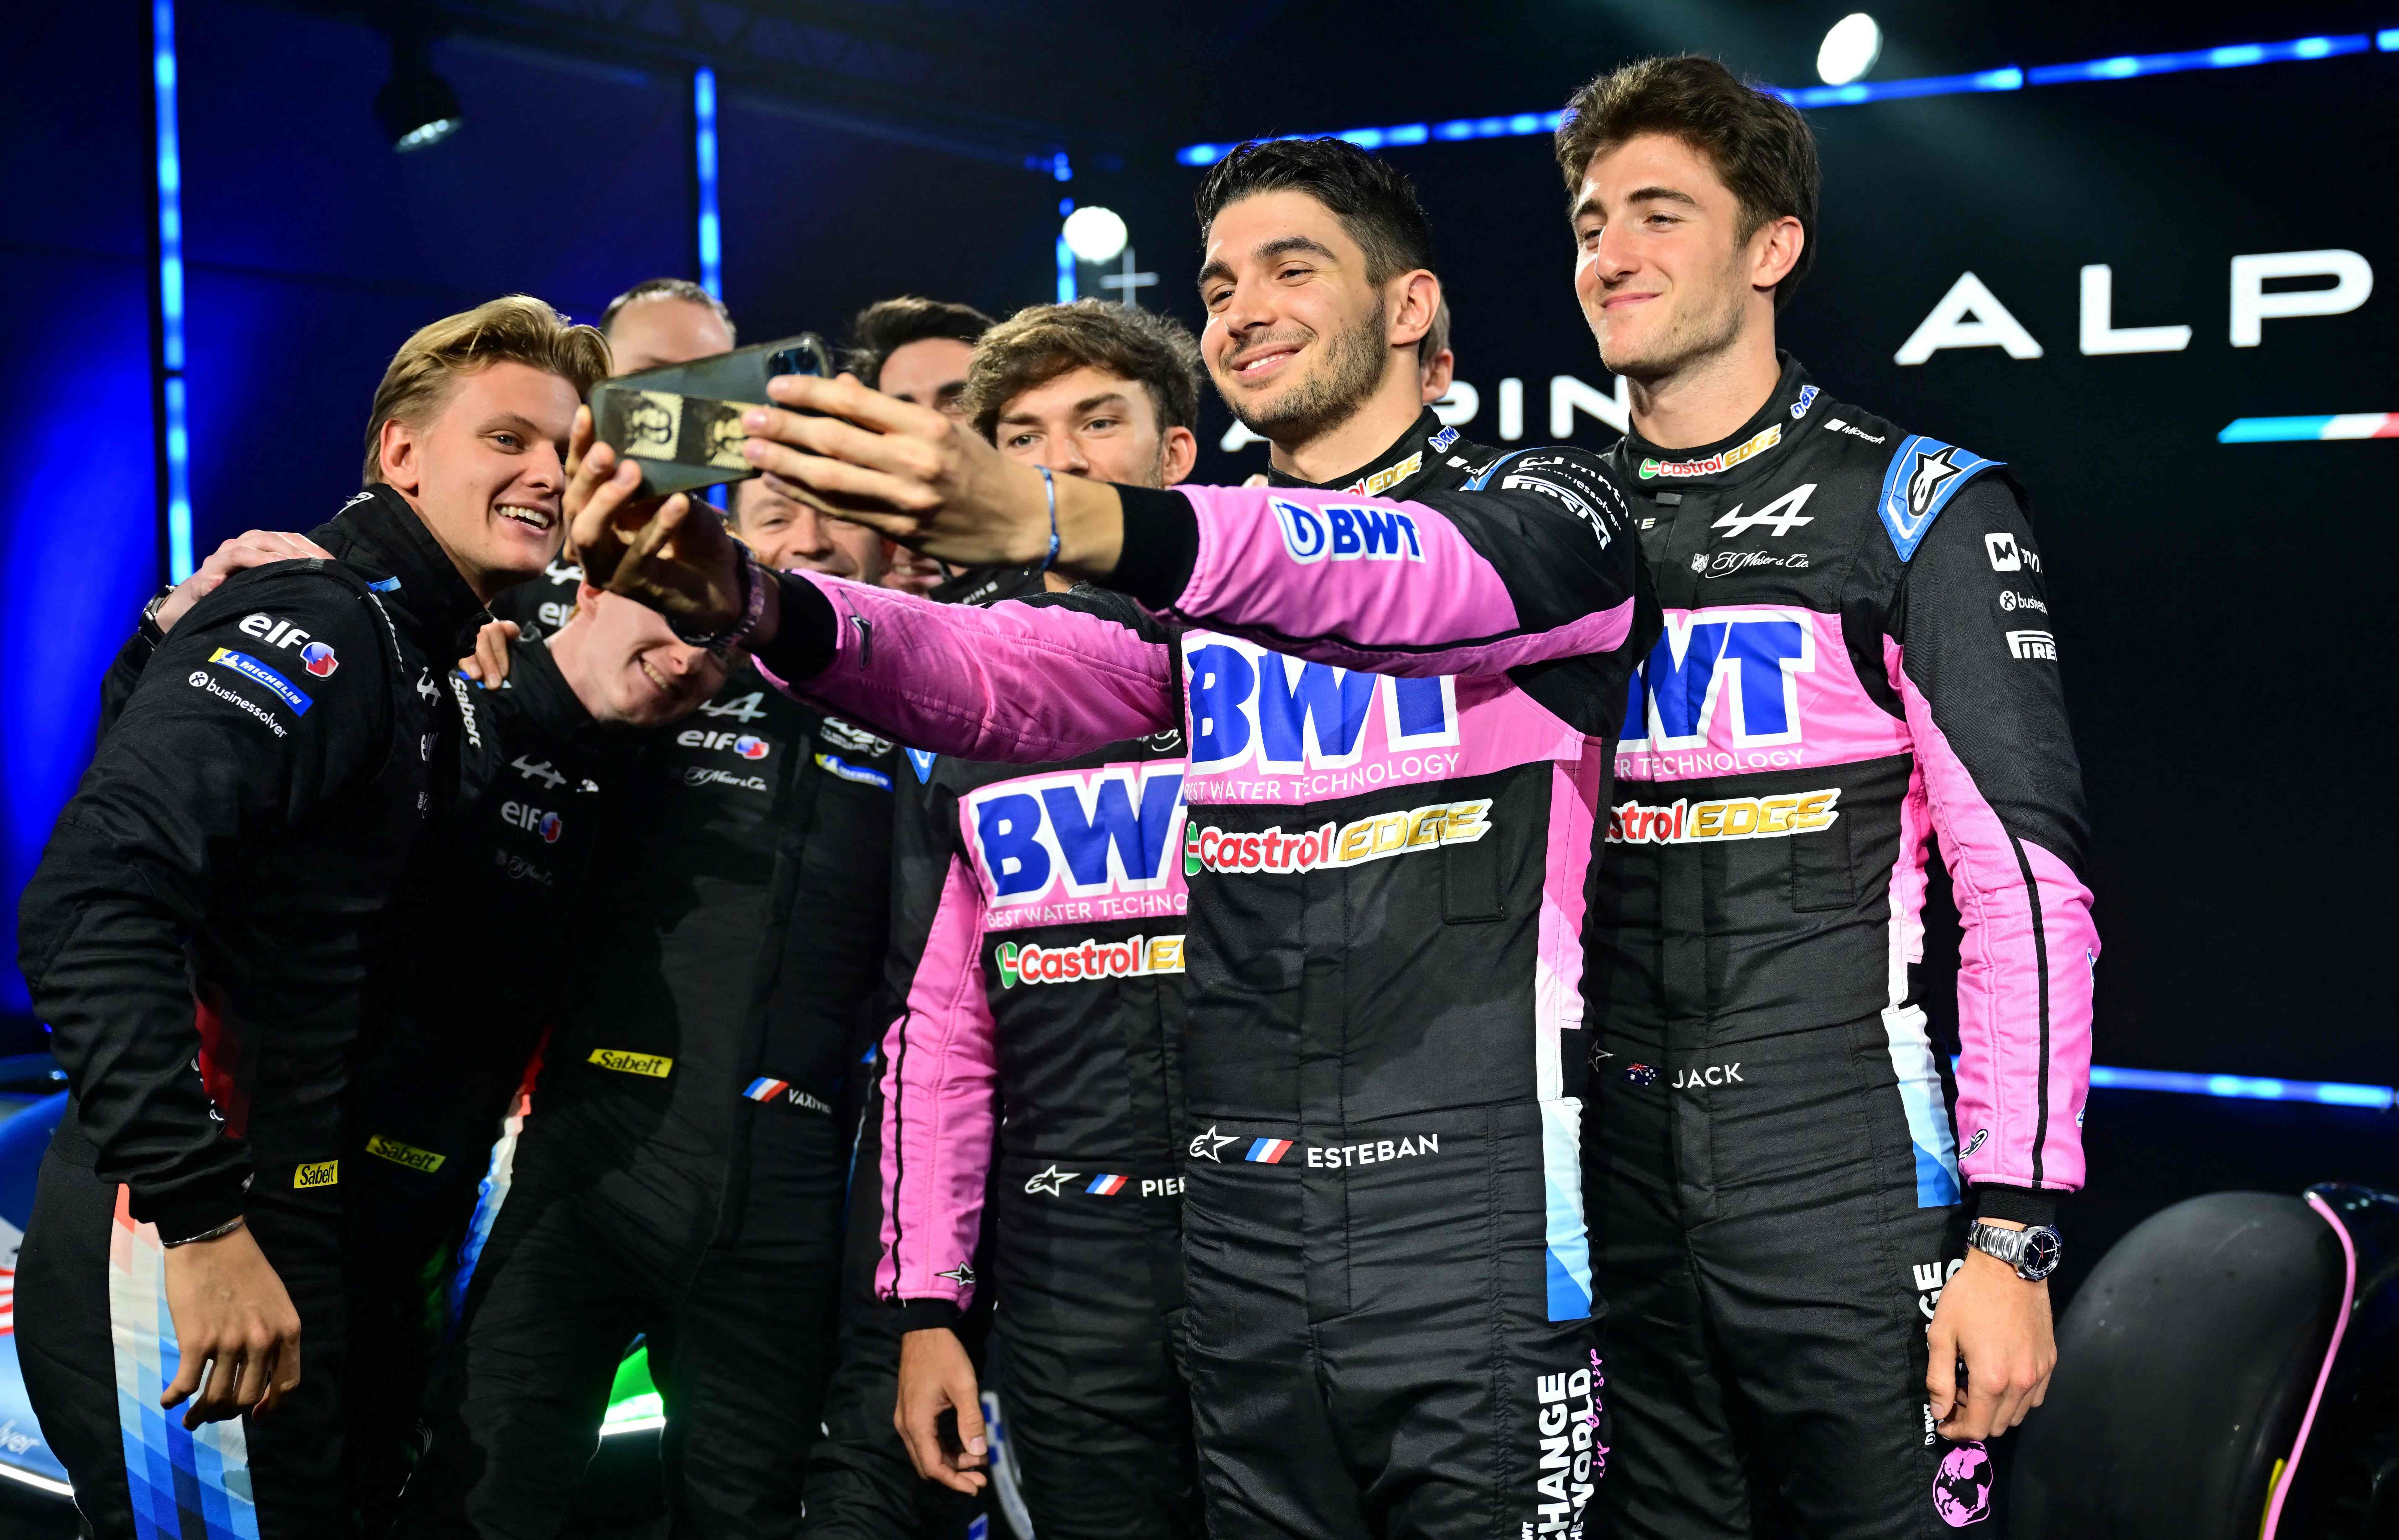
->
[1225,297,1389,447]
[1594,260,1748,385]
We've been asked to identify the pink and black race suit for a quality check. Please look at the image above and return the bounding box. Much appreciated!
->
[1582,357,2099,1538]
[756,413,1651,1537]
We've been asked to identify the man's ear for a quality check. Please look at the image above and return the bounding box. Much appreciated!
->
[1159,426,1199,487]
[379,416,425,496]
[1386,271,1441,353]
[1749,215,1805,296]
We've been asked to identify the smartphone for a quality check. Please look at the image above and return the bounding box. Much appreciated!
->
[588,333,834,497]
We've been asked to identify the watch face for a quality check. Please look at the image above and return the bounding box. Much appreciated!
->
[2020,1226,2063,1280]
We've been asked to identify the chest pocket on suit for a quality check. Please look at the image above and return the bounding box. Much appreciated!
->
[1786,817,1855,913]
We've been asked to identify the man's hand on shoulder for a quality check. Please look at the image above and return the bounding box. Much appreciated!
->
[153,531,334,636]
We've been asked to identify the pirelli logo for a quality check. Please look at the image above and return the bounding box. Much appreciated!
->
[292,1160,340,1190]
[364,1135,445,1173]
[590,1048,674,1078]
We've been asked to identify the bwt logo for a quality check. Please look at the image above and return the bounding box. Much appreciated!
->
[1270,498,1424,564]
[967,764,1187,904]
[1185,636,1457,772]
[1621,612,1815,750]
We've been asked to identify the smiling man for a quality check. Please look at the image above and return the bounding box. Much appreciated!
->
[14,296,606,1540]
[1557,56,2097,1539]
[566,139,1652,1540]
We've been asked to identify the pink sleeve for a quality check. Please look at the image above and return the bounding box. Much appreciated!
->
[877,851,998,1313]
[1893,663,2098,1193]
[1167,482,1638,676]
[756,573,1176,762]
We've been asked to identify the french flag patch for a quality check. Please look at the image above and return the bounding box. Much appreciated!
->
[1245,1138,1294,1164]
[744,1078,790,1102]
[1086,1174,1127,1195]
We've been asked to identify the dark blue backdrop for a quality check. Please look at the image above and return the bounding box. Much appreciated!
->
[2,7,2393,1099]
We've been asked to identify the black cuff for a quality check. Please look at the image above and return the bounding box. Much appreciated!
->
[134,1182,249,1246]
[888,1297,963,1332]
[1108,486,1201,611]
[753,572,839,682]
[1972,1184,2059,1227]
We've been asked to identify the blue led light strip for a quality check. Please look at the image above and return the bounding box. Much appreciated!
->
[153,0,193,580]
[1176,27,2399,165]
[693,68,722,299]
[2088,1064,2396,1110]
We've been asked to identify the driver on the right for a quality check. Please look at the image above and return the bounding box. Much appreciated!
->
[1559,56,2099,1538]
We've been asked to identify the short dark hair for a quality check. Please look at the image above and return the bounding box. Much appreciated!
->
[1193,138,1435,289]
[964,300,1203,444]
[844,297,996,389]
[599,277,736,342]
[1554,56,1820,310]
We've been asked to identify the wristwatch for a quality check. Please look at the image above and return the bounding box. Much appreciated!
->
[1967,1220,2063,1282]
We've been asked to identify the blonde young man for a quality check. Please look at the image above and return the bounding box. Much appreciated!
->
[15,298,605,1539]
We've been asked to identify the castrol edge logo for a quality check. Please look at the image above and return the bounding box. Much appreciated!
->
[1604,788,1840,845]
[1185,799,1491,875]
[996,934,1184,988]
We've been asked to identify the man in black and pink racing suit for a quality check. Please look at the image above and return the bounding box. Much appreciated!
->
[873,301,1212,1537]
[569,138,1651,1540]
[1559,58,2098,1538]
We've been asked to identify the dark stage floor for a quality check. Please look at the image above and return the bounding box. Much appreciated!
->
[0,1083,2387,1538]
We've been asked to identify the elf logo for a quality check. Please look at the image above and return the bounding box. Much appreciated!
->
[1185,634,1456,773]
[677,729,772,758]
[237,614,339,677]
[964,763,1186,905]
[1620,611,1815,749]
[502,801,564,842]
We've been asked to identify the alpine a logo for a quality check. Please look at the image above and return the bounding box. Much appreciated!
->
[1638,423,1780,480]
[997,934,1184,987]
[1605,790,1839,845]
[1184,800,1489,876]
[1270,497,1425,564]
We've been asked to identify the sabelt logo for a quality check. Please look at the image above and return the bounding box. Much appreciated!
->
[589,1048,673,1078]
[998,934,1184,987]
[364,1135,445,1173]
[293,1159,339,1189]
[1185,799,1491,876]
[1605,789,1840,845]
[1638,422,1781,480]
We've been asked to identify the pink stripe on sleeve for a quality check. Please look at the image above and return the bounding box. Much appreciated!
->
[1172,485,1635,675]
[877,852,999,1312]
[759,573,1176,763]
[1889,642,2097,1194]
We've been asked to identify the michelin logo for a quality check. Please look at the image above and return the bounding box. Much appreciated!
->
[208,649,312,714]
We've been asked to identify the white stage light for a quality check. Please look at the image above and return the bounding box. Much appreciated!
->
[1062,206,1129,266]
[1817,13,1883,86]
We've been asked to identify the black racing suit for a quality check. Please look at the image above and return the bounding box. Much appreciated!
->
[753,412,1651,1539]
[397,641,899,1539]
[875,587,1198,1538]
[1585,358,2097,1538]
[15,484,487,1540]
